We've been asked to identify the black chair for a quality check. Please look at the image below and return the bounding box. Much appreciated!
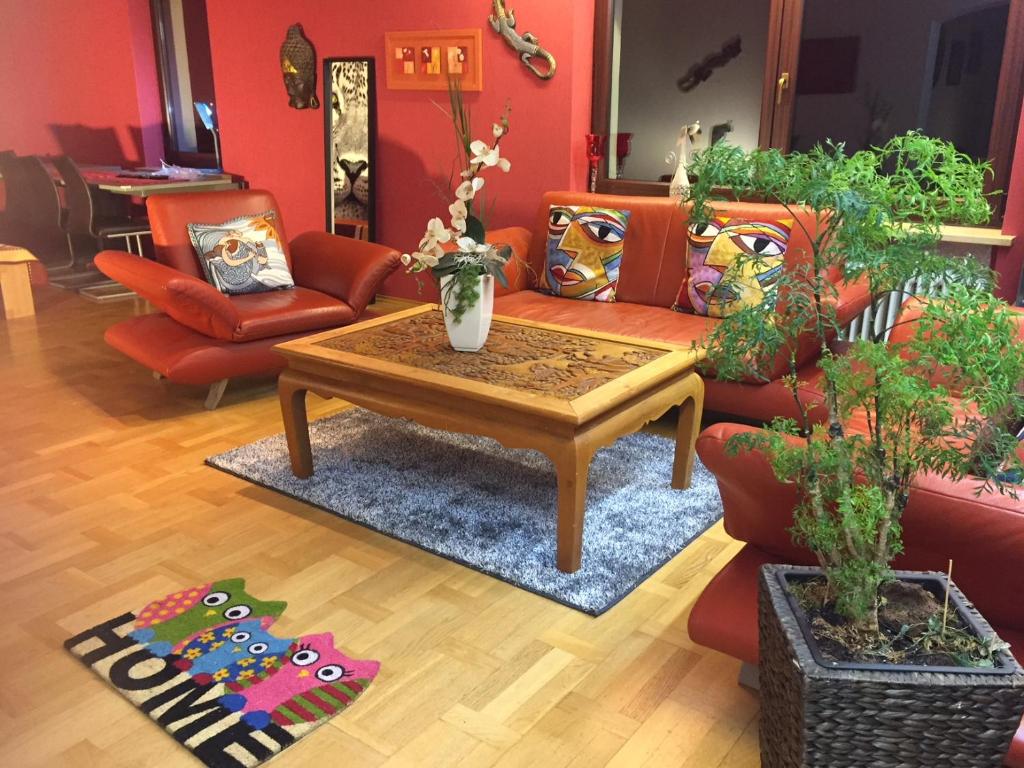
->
[53,155,151,266]
[0,155,72,268]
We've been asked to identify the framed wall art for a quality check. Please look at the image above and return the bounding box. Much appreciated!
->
[323,57,377,242]
[384,29,483,91]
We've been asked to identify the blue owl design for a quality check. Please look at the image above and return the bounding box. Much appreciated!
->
[172,619,293,687]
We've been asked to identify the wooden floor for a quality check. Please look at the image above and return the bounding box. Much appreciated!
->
[0,288,759,767]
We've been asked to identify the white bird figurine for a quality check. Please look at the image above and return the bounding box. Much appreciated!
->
[669,121,701,199]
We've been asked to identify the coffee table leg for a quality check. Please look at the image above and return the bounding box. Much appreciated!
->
[279,370,313,478]
[672,373,705,490]
[555,442,591,573]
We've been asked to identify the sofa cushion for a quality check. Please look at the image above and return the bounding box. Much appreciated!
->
[104,313,295,386]
[543,205,630,302]
[187,211,295,295]
[230,287,355,342]
[673,216,793,317]
[494,289,718,346]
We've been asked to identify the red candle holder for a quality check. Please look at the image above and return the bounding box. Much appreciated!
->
[615,133,633,178]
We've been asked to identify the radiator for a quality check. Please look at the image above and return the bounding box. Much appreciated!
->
[845,276,952,342]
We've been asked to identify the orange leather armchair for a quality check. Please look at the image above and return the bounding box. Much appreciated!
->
[687,303,1024,766]
[95,190,400,407]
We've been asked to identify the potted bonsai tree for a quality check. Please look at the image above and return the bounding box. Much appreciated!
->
[684,132,1024,767]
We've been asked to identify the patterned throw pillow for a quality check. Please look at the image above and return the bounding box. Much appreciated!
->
[673,216,792,318]
[187,211,295,295]
[544,205,630,302]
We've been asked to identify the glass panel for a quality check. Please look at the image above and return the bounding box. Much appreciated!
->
[790,0,1009,158]
[155,0,217,156]
[610,0,771,180]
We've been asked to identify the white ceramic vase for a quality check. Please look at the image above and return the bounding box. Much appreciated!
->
[440,273,494,352]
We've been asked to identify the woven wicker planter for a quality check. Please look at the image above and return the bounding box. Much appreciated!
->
[759,564,1024,767]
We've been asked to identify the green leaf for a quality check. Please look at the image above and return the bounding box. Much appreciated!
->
[487,260,510,289]
[463,215,486,246]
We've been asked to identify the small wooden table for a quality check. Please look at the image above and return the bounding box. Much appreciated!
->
[91,175,239,197]
[274,305,706,573]
[0,245,39,319]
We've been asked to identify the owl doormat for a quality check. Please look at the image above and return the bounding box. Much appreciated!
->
[63,578,380,768]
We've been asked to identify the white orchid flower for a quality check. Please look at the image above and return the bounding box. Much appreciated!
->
[470,140,503,168]
[449,199,468,233]
[456,236,491,254]
[497,156,511,173]
[492,122,505,138]
[413,250,440,267]
[424,217,451,244]
[417,218,452,257]
[400,253,412,266]
[455,177,485,201]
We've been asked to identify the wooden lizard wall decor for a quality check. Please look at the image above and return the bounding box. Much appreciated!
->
[676,36,742,93]
[489,0,556,80]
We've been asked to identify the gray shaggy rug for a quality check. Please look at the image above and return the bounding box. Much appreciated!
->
[206,408,723,615]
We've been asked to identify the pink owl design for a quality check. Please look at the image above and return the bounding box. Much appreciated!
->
[218,632,380,730]
[134,583,212,630]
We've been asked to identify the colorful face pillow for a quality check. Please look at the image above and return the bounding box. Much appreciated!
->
[674,216,792,317]
[187,211,295,296]
[545,205,630,302]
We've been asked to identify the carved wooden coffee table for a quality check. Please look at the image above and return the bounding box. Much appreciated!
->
[274,305,706,573]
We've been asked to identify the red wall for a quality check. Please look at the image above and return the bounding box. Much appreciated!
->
[0,0,163,166]
[206,0,594,298]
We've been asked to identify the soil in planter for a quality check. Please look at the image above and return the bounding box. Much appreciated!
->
[792,577,1006,667]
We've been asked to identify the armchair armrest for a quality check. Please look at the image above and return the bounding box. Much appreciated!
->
[289,231,401,316]
[485,226,534,296]
[94,250,239,340]
[696,423,807,559]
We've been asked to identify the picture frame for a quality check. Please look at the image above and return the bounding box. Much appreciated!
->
[384,29,483,91]
[323,57,377,242]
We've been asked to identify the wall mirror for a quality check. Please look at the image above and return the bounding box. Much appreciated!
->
[606,0,772,184]
[324,57,377,241]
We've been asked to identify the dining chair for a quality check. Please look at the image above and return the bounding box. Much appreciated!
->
[0,156,72,268]
[53,156,151,266]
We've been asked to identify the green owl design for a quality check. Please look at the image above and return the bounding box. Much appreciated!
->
[130,578,286,658]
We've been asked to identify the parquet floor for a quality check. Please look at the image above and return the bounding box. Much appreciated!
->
[0,288,759,767]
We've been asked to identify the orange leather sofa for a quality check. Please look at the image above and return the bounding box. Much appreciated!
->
[688,304,1024,766]
[95,190,400,406]
[488,191,872,422]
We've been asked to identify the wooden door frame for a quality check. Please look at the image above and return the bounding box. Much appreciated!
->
[760,0,802,153]
[770,0,1023,219]
[986,0,1024,218]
